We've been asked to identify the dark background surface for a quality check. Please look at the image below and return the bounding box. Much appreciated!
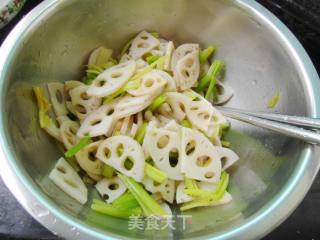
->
[0,0,320,239]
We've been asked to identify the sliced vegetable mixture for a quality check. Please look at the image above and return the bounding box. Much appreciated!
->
[33,31,239,218]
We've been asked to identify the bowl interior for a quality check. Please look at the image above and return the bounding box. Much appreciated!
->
[1,0,314,239]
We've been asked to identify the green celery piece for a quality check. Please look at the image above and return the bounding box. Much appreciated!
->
[196,60,224,92]
[221,122,230,130]
[88,64,104,73]
[131,56,167,81]
[91,200,141,219]
[134,122,148,144]
[103,79,140,104]
[181,172,229,211]
[146,55,161,64]
[185,178,198,190]
[205,75,218,100]
[93,47,113,67]
[83,62,115,85]
[145,163,167,183]
[112,130,122,136]
[118,174,167,216]
[180,198,211,211]
[221,140,231,148]
[267,91,281,108]
[64,135,91,158]
[199,46,215,64]
[86,69,102,76]
[181,119,192,128]
[102,164,114,178]
[112,192,140,210]
[151,31,160,38]
[184,188,212,198]
[148,94,167,112]
[110,58,118,65]
[213,172,229,200]
[119,38,134,58]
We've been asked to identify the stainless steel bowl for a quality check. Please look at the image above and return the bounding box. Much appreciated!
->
[0,0,320,239]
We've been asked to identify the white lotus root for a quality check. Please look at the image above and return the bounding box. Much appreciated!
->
[156,70,176,92]
[173,51,200,90]
[69,85,101,121]
[181,127,221,183]
[75,141,104,175]
[119,55,148,71]
[157,114,172,127]
[60,119,80,150]
[87,172,103,182]
[163,120,181,133]
[88,46,112,66]
[185,95,214,132]
[114,94,153,119]
[142,177,175,203]
[143,125,183,180]
[151,38,169,56]
[96,136,145,182]
[164,41,174,71]
[176,182,193,204]
[128,31,160,59]
[171,43,199,70]
[95,177,127,203]
[87,60,136,98]
[77,102,117,138]
[151,39,174,71]
[64,80,83,116]
[164,93,187,122]
[49,157,87,204]
[216,147,239,171]
[43,120,62,142]
[47,82,68,116]
[166,92,214,132]
[144,110,160,125]
[128,70,167,97]
[113,114,141,137]
[214,80,234,105]
[136,59,149,70]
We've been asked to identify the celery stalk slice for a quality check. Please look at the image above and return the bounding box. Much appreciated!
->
[196,60,224,92]
[267,91,281,109]
[148,94,167,112]
[151,31,160,38]
[199,46,215,64]
[181,172,229,211]
[102,164,114,178]
[185,178,198,190]
[221,140,231,148]
[145,163,167,183]
[181,119,192,128]
[131,56,167,81]
[112,192,140,210]
[64,135,91,158]
[118,174,167,216]
[134,122,148,144]
[91,200,141,219]
[146,55,161,64]
[103,79,140,104]
[119,38,134,58]
[205,75,218,100]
